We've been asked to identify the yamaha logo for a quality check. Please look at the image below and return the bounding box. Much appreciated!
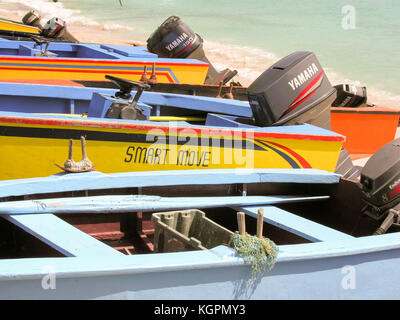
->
[288,63,319,90]
[165,33,190,52]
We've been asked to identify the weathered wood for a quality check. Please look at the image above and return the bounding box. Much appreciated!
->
[0,168,341,198]
[233,205,354,242]
[0,194,330,215]
[237,212,246,236]
[257,208,264,238]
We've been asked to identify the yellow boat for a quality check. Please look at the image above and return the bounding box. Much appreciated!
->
[0,17,40,34]
[0,81,344,181]
[0,39,209,85]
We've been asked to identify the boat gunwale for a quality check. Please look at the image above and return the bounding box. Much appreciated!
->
[0,168,341,198]
[0,232,400,281]
[0,112,345,142]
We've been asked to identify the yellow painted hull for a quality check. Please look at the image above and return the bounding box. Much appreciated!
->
[0,115,344,180]
[0,57,209,85]
[0,18,40,34]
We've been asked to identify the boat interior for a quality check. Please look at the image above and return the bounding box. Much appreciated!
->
[0,37,159,59]
[0,77,334,134]
[0,168,392,260]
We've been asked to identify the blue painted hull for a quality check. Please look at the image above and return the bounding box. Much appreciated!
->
[1,237,399,300]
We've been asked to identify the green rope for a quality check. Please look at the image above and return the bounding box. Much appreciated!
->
[229,232,278,281]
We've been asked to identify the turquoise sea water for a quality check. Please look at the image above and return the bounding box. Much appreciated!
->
[5,0,400,106]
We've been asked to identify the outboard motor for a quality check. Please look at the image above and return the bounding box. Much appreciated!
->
[41,17,79,43]
[360,138,400,234]
[246,51,336,130]
[332,84,367,108]
[22,10,43,30]
[334,148,362,180]
[147,16,237,85]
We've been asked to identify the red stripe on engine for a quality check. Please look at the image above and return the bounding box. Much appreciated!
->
[289,70,324,107]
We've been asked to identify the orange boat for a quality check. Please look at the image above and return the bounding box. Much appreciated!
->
[331,106,400,159]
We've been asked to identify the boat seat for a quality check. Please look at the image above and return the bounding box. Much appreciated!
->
[3,213,123,257]
[205,113,256,128]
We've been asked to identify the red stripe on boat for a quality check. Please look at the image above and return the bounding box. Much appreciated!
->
[0,115,345,142]
[266,140,312,168]
[0,56,209,67]
[0,67,175,83]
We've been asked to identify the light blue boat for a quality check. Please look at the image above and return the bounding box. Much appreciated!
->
[0,164,399,300]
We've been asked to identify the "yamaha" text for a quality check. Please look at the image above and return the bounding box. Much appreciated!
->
[288,63,319,90]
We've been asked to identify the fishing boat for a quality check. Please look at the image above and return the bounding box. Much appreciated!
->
[0,132,400,300]
[0,54,346,181]
[0,36,210,85]
[81,80,400,159]
[0,17,40,36]
[0,14,238,86]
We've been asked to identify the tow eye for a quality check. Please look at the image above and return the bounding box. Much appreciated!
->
[56,136,95,173]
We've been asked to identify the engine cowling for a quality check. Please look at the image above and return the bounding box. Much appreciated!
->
[147,16,237,85]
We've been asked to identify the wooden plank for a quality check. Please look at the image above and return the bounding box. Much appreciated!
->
[0,168,341,198]
[233,205,354,242]
[0,195,330,215]
[2,214,123,257]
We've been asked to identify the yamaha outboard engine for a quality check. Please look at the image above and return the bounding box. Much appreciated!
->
[22,10,43,30]
[332,84,367,108]
[246,51,336,130]
[147,16,237,85]
[360,138,400,234]
[41,17,79,43]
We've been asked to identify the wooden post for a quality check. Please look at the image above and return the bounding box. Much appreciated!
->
[237,211,246,236]
[68,139,73,160]
[80,136,87,160]
[257,208,264,238]
[223,82,234,99]
[215,81,223,98]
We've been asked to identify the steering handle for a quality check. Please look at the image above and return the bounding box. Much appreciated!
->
[105,75,151,99]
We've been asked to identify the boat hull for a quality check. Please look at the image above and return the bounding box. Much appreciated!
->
[1,239,399,300]
[0,113,343,180]
[0,40,209,85]
[331,106,400,157]
[0,18,40,34]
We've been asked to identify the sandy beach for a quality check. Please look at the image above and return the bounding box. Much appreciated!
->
[0,1,146,45]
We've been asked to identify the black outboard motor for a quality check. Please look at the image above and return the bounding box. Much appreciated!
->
[332,84,367,108]
[246,51,336,130]
[147,16,237,85]
[41,17,79,43]
[22,10,43,30]
[360,138,400,234]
